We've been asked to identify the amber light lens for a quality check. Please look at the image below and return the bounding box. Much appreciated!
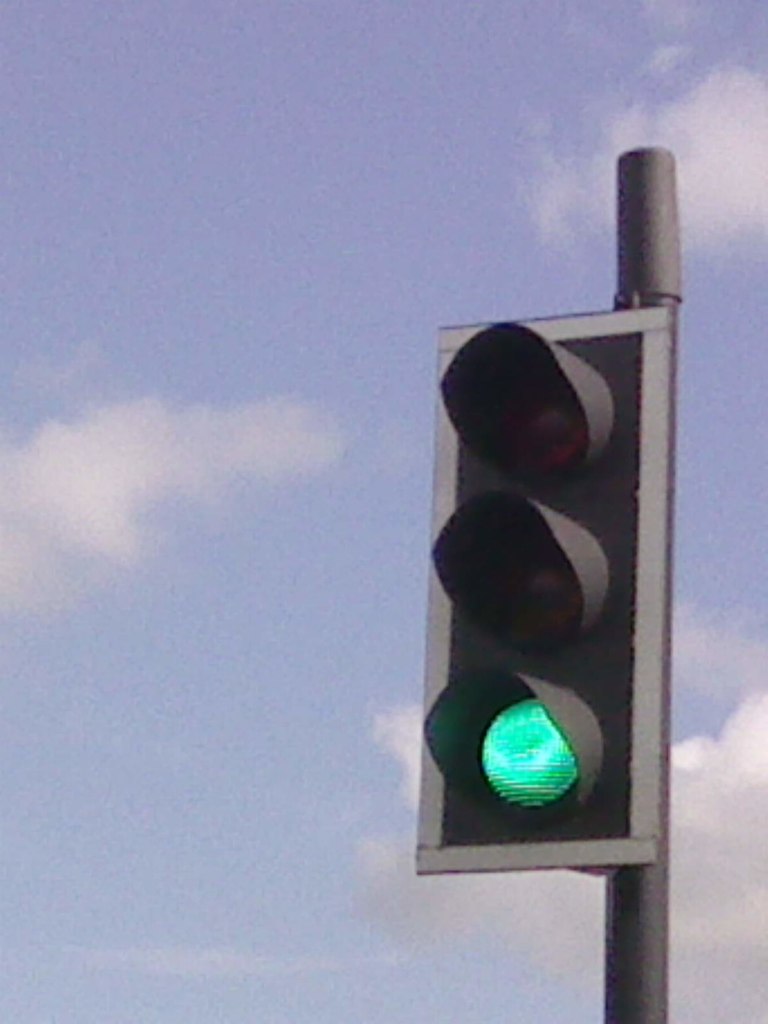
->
[433,493,583,648]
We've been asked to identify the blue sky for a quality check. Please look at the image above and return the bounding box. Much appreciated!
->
[2,2,768,1022]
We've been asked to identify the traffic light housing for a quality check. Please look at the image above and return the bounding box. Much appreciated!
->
[417,307,675,873]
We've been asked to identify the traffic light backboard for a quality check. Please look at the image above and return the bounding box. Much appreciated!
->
[417,306,675,874]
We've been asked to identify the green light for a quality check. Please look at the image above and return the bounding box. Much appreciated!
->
[481,700,579,806]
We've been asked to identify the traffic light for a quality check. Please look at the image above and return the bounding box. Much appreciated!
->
[417,307,675,874]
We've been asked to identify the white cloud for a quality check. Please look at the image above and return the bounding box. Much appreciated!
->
[532,66,768,250]
[71,945,397,978]
[0,396,342,610]
[670,687,768,1023]
[365,607,768,1023]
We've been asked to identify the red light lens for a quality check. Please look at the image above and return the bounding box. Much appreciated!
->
[442,324,590,476]
[502,399,589,475]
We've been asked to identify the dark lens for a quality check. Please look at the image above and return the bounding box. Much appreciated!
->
[433,494,583,649]
[442,324,590,477]
[503,401,589,474]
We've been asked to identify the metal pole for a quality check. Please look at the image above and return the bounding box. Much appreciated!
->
[606,148,681,1024]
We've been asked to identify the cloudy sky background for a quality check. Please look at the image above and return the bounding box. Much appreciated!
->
[2,1,768,1022]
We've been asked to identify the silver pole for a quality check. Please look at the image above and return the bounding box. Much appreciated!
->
[606,148,681,1024]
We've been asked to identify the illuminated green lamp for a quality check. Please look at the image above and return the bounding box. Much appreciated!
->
[480,700,579,807]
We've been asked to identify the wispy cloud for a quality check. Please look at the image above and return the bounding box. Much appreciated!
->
[70,945,400,979]
[360,836,605,987]
[373,706,421,812]
[675,603,768,698]
[531,66,768,251]
[645,43,690,76]
[13,339,105,398]
[643,0,697,32]
[0,396,343,611]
